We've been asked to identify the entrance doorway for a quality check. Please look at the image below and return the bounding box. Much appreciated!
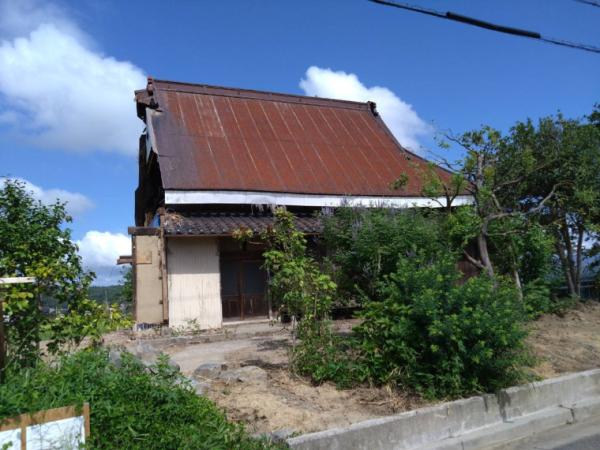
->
[220,253,269,321]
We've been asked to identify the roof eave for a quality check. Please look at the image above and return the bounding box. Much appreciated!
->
[164,189,474,209]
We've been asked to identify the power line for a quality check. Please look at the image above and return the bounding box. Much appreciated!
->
[573,0,600,8]
[369,0,600,54]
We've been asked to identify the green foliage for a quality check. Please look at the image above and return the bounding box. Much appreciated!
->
[0,349,278,450]
[443,205,481,250]
[0,179,129,370]
[389,173,409,191]
[322,207,447,302]
[508,112,600,296]
[88,286,123,304]
[317,206,535,397]
[87,268,133,308]
[282,206,532,398]
[291,323,366,388]
[261,208,336,322]
[522,279,552,319]
[120,267,133,305]
[259,208,342,383]
[44,299,132,354]
[511,225,555,285]
[355,253,530,398]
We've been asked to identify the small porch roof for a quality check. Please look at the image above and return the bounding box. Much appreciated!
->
[162,211,322,236]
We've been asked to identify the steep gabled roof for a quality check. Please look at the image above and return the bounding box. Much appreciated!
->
[135,78,454,198]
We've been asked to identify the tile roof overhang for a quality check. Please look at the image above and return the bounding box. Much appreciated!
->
[136,78,469,207]
[162,211,322,236]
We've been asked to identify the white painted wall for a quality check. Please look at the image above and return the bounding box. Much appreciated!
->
[167,237,222,329]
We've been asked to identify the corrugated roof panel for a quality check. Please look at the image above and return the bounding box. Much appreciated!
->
[143,79,456,197]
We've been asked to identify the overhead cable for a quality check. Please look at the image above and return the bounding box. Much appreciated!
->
[369,0,600,54]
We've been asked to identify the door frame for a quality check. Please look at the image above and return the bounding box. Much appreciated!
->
[220,250,269,321]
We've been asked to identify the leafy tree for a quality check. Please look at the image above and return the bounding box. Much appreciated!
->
[441,127,557,291]
[0,179,128,372]
[423,108,600,299]
[509,112,600,296]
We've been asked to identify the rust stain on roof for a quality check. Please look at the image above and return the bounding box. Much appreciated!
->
[137,78,453,197]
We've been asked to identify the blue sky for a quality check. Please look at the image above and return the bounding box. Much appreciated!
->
[0,0,598,284]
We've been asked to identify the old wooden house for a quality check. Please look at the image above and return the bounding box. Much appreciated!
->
[128,78,471,329]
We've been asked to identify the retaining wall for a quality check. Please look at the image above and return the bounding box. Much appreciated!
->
[287,369,600,450]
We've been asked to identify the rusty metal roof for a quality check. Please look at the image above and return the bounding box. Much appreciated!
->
[163,211,322,236]
[137,78,454,197]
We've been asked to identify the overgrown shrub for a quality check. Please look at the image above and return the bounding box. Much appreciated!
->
[260,208,336,333]
[322,207,446,302]
[291,322,367,388]
[269,208,533,399]
[258,208,346,384]
[0,349,279,450]
[522,279,552,319]
[354,253,531,398]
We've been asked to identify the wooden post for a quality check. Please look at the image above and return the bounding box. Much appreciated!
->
[0,277,36,382]
[159,229,169,325]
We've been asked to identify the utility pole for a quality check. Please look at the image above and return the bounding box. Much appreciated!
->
[0,277,36,382]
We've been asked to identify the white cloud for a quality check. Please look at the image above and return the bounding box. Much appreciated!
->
[2,177,93,216]
[76,231,130,285]
[0,0,146,154]
[0,0,87,42]
[300,66,430,151]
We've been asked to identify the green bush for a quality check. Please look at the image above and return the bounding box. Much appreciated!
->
[522,279,552,318]
[260,208,336,323]
[291,321,367,388]
[354,253,531,398]
[0,349,280,450]
[322,207,446,302]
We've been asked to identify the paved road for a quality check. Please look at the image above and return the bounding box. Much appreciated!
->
[499,416,600,450]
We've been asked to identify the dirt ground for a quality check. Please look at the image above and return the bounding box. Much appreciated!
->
[111,302,600,435]
[130,321,426,435]
[526,301,600,379]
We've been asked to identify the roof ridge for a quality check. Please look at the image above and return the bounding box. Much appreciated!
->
[149,77,372,111]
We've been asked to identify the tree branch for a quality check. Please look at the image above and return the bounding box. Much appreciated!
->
[462,250,485,270]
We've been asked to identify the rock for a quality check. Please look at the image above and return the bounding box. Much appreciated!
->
[168,359,181,372]
[270,428,296,441]
[189,379,211,396]
[252,428,296,443]
[218,365,267,383]
[132,342,179,372]
[236,365,268,382]
[108,349,123,368]
[217,370,238,383]
[193,362,226,379]
[134,341,161,363]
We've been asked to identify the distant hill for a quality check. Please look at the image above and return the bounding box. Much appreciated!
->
[89,285,125,304]
[38,284,131,316]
